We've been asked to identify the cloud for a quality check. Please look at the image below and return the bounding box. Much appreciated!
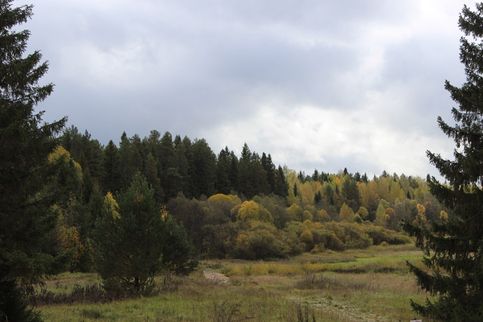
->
[205,103,454,177]
[19,0,471,176]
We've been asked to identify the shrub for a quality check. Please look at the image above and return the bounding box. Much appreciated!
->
[236,201,273,223]
[363,225,411,245]
[233,222,288,259]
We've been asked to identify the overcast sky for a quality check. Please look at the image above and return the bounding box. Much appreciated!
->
[21,0,472,177]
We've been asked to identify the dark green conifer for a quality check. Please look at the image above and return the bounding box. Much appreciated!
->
[404,3,483,320]
[0,1,65,319]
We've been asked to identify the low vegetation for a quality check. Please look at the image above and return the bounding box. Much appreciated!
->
[35,245,429,321]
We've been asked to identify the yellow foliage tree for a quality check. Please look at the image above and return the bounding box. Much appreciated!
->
[356,206,369,220]
[413,203,428,226]
[286,203,303,222]
[439,210,449,223]
[237,200,273,223]
[303,210,313,221]
[375,200,387,226]
[207,193,241,205]
[339,203,355,222]
[300,228,314,245]
[48,145,82,181]
[314,209,330,222]
[104,192,121,220]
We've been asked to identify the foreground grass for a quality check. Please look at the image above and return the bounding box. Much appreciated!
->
[39,244,429,321]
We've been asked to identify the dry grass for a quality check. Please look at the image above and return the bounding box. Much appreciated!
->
[38,244,428,322]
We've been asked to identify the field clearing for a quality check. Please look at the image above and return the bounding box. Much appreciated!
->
[38,244,431,321]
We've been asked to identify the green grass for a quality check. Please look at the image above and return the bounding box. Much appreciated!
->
[38,244,428,322]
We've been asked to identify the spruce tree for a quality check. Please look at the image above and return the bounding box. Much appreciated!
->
[215,147,231,194]
[404,3,483,320]
[0,1,65,320]
[93,174,164,296]
[103,140,121,194]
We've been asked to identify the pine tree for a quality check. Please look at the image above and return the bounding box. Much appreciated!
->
[190,139,216,197]
[261,153,276,192]
[274,166,288,197]
[93,174,196,295]
[174,136,192,197]
[215,147,231,194]
[403,4,483,320]
[103,140,121,194]
[238,143,252,197]
[0,1,65,320]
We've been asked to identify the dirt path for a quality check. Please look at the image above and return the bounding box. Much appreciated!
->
[287,295,387,322]
[203,270,230,285]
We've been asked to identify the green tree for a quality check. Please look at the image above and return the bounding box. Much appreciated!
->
[174,135,192,197]
[341,177,360,211]
[274,166,288,197]
[158,207,198,275]
[103,140,121,194]
[403,4,483,320]
[93,174,196,296]
[216,147,232,194]
[190,139,216,197]
[0,1,66,320]
[261,153,276,192]
[144,153,163,202]
[238,143,253,197]
[93,175,164,295]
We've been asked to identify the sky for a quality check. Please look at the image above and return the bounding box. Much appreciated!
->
[20,0,473,177]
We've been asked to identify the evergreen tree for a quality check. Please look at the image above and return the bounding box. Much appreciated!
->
[103,140,121,194]
[93,174,196,295]
[0,1,65,320]
[93,175,164,295]
[314,191,322,205]
[404,4,483,320]
[216,147,231,194]
[159,132,179,200]
[342,177,360,211]
[238,143,253,197]
[261,153,276,192]
[190,139,216,197]
[250,152,269,195]
[175,136,192,197]
[274,166,288,197]
[118,132,136,188]
[144,153,163,202]
[312,169,319,181]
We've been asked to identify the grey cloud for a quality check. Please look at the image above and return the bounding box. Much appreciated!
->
[20,0,472,176]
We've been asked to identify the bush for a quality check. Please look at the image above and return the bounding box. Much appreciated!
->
[233,221,288,259]
[363,225,411,245]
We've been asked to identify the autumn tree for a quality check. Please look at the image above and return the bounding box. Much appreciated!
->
[404,3,483,320]
[0,1,66,320]
[339,203,355,222]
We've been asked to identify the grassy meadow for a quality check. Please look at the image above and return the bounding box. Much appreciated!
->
[38,244,431,322]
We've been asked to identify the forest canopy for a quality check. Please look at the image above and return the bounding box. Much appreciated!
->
[53,126,442,266]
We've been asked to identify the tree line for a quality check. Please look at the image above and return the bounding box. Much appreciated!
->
[61,127,288,203]
[53,127,440,268]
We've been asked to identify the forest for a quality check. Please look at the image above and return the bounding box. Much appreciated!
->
[52,126,438,271]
